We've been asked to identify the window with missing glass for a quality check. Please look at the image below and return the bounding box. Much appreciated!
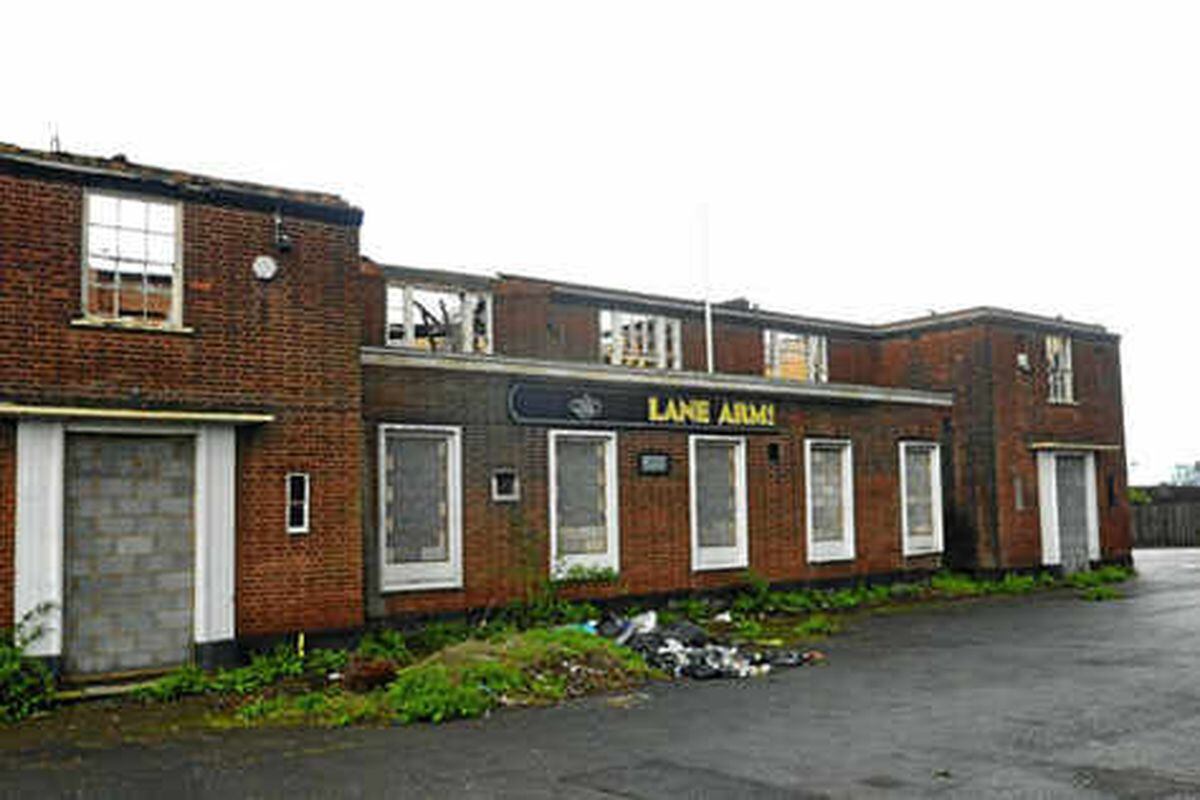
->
[764,331,828,383]
[386,284,492,353]
[285,473,310,534]
[83,192,181,326]
[549,430,618,576]
[900,442,943,556]
[379,425,462,590]
[805,439,855,562]
[1046,334,1074,404]
[689,436,748,571]
[599,309,683,369]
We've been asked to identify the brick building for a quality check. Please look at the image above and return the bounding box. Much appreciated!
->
[0,143,1131,676]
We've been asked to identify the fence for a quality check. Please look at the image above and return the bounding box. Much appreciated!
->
[1132,502,1200,547]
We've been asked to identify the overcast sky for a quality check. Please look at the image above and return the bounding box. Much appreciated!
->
[4,1,1196,483]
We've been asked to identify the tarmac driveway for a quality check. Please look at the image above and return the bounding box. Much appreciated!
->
[3,549,1199,799]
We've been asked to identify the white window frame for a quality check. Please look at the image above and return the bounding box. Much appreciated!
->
[763,330,828,383]
[385,283,494,354]
[378,424,463,592]
[548,429,620,577]
[81,190,184,328]
[899,441,943,556]
[1046,334,1074,404]
[1036,450,1100,567]
[599,309,683,369]
[490,467,520,503]
[285,472,310,535]
[689,435,749,572]
[804,438,856,563]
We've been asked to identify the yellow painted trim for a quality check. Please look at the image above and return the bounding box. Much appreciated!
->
[0,403,273,425]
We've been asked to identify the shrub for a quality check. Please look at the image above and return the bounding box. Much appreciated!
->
[356,629,413,666]
[793,613,841,637]
[0,608,55,723]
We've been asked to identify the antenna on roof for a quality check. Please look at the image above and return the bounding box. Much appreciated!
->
[48,122,61,154]
[695,202,714,374]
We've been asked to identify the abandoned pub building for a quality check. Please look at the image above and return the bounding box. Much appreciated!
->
[0,143,1131,676]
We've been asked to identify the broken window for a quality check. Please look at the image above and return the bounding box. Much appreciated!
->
[550,430,618,576]
[764,331,828,382]
[1046,334,1074,403]
[805,439,855,562]
[380,426,462,589]
[84,192,181,326]
[386,284,492,353]
[599,309,683,369]
[900,442,943,555]
[690,436,748,571]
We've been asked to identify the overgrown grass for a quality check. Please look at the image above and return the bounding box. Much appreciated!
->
[1080,585,1122,602]
[793,613,841,638]
[225,628,652,728]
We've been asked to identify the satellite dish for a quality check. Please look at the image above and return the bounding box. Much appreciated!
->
[252,255,279,281]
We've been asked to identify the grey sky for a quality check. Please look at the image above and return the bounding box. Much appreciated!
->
[5,1,1195,483]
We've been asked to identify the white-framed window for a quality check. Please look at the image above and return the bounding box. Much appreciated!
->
[378,425,463,591]
[899,442,943,556]
[805,439,855,563]
[386,283,493,353]
[689,435,748,571]
[491,468,520,503]
[1046,334,1074,404]
[599,309,683,369]
[764,331,828,383]
[82,191,182,327]
[285,472,310,534]
[549,430,619,577]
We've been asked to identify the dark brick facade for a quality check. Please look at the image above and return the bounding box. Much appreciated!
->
[1,142,1130,643]
[0,160,365,638]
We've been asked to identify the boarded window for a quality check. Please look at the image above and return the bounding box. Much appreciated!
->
[554,437,609,555]
[695,440,739,548]
[806,439,855,563]
[901,442,943,555]
[810,445,845,543]
[764,331,828,383]
[384,434,450,564]
[84,193,180,326]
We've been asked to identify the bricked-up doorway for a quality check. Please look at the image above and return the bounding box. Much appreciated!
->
[63,435,195,675]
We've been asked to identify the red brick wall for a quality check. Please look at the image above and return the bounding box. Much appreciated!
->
[0,172,365,636]
[363,365,948,618]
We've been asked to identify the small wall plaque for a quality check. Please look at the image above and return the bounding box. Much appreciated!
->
[638,453,671,476]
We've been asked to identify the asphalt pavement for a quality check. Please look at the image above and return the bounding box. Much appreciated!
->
[3,548,1199,799]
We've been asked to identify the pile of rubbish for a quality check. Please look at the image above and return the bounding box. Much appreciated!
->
[586,611,823,680]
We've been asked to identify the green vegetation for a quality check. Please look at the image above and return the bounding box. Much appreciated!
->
[1080,585,1122,602]
[1127,486,1152,506]
[0,605,55,723]
[551,564,620,585]
[793,613,841,638]
[226,628,653,728]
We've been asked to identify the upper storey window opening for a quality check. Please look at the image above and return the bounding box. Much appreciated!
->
[387,284,493,354]
[599,309,683,369]
[764,330,828,383]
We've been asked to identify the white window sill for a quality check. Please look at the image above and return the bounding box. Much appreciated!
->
[71,317,194,336]
[692,561,750,573]
[380,579,464,594]
[903,546,943,558]
[1047,399,1080,407]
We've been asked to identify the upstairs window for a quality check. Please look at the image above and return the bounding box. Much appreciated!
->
[1046,334,1074,403]
[83,192,181,326]
[386,284,492,353]
[764,331,828,382]
[599,309,682,369]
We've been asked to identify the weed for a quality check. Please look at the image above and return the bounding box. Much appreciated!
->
[551,564,619,585]
[356,629,413,666]
[793,613,841,637]
[0,604,56,722]
[1080,585,1121,602]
